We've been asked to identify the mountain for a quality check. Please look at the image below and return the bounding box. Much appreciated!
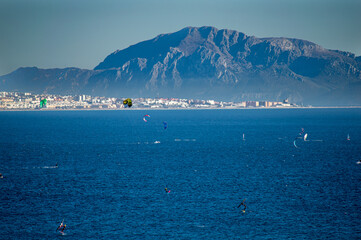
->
[1,26,361,105]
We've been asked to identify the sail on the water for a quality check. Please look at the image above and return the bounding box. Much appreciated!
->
[304,133,308,141]
[347,134,350,141]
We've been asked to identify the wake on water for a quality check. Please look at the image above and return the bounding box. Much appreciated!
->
[41,166,58,169]
[22,166,58,169]
[174,139,196,142]
[135,141,161,145]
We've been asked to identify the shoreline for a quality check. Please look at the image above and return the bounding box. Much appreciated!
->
[1,106,361,112]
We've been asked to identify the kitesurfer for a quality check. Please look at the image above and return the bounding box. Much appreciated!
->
[237,199,247,213]
[56,220,66,233]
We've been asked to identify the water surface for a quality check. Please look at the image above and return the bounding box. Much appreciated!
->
[0,109,360,239]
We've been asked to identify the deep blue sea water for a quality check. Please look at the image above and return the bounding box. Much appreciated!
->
[0,109,360,239]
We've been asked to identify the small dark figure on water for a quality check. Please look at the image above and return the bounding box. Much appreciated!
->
[237,199,247,213]
[56,220,66,233]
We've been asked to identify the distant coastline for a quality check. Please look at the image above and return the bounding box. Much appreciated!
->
[1,91,298,110]
[2,91,361,111]
[1,106,361,112]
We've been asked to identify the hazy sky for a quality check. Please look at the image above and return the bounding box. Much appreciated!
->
[0,0,360,76]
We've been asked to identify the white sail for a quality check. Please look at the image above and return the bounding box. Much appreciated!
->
[304,133,308,141]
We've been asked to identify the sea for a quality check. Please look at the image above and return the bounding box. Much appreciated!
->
[0,109,360,239]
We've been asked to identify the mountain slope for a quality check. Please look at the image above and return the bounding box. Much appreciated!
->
[1,26,361,105]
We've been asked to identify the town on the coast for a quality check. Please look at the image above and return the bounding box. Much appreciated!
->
[0,91,298,110]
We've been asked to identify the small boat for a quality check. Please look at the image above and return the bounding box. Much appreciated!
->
[242,133,245,141]
[356,160,361,165]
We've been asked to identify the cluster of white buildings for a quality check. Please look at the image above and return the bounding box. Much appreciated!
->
[0,91,297,110]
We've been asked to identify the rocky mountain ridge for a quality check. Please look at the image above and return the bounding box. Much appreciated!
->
[1,26,360,105]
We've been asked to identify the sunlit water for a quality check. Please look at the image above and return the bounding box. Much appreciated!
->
[0,109,360,239]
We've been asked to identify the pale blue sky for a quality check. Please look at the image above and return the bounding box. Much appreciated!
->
[0,0,360,75]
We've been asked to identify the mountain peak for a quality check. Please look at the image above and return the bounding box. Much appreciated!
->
[94,26,248,70]
[2,26,361,106]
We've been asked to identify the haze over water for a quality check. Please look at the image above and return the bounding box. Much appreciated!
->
[0,109,360,239]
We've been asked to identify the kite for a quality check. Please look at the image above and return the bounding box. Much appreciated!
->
[40,99,47,108]
[123,98,132,108]
[143,114,150,122]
